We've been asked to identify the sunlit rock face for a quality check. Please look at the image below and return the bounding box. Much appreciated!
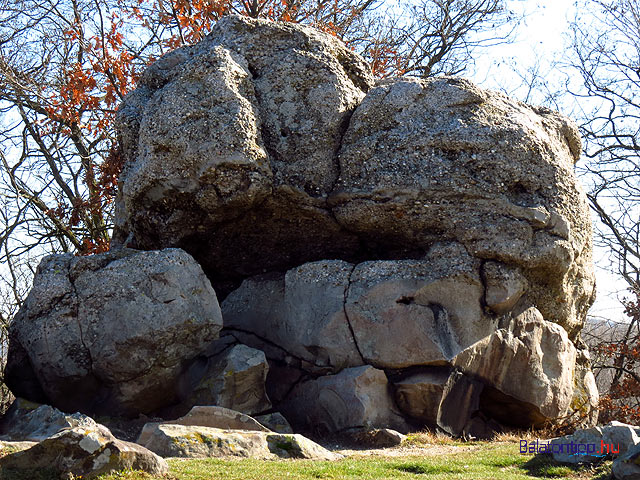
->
[18,15,594,435]
[5,248,223,417]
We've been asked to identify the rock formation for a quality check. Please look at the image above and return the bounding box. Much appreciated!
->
[4,14,598,440]
[137,423,341,460]
[5,248,223,416]
[0,408,168,479]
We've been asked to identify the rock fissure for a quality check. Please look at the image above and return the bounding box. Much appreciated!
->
[342,263,366,365]
[224,327,327,369]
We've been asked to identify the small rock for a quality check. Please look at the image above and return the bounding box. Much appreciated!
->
[0,425,168,479]
[177,344,271,416]
[551,421,640,464]
[255,412,294,434]
[613,442,640,479]
[344,428,407,447]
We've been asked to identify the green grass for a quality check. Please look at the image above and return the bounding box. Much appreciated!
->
[1,441,613,480]
[98,442,611,480]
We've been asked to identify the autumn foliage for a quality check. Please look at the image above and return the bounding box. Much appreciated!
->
[4,0,362,257]
[0,0,512,332]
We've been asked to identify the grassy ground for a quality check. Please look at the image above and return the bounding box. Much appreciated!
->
[1,434,613,480]
[98,438,612,480]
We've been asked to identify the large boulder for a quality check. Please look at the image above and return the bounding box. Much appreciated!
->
[114,19,594,339]
[453,307,578,426]
[0,425,168,479]
[108,15,597,435]
[331,76,594,337]
[5,248,222,416]
[223,260,363,372]
[113,15,374,292]
[223,243,491,372]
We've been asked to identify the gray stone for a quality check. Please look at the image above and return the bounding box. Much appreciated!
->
[255,412,293,434]
[280,365,409,434]
[223,243,496,372]
[344,428,407,447]
[482,261,527,314]
[436,370,485,437]
[109,16,598,435]
[5,248,222,416]
[113,15,373,290]
[552,422,640,464]
[0,425,168,479]
[345,243,492,368]
[114,19,594,342]
[137,406,270,448]
[393,369,450,425]
[332,76,595,337]
[222,260,363,372]
[176,344,271,416]
[0,400,99,442]
[454,307,578,424]
[614,442,640,479]
[571,348,600,427]
[137,423,341,460]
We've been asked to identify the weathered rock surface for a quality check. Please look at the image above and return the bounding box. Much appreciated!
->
[5,248,222,416]
[223,243,492,372]
[344,428,407,447]
[113,15,373,292]
[175,344,271,416]
[255,412,294,434]
[393,369,450,426]
[280,366,410,434]
[453,307,578,425]
[332,76,594,337]
[137,406,270,447]
[346,243,489,368]
[0,425,168,479]
[223,260,363,372]
[4,14,594,437]
[137,423,341,460]
[114,17,594,342]
[0,399,99,442]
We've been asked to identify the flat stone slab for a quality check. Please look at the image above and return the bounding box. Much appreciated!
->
[137,423,341,460]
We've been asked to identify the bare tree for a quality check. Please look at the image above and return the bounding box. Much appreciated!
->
[0,0,519,327]
[568,0,640,291]
[563,0,640,420]
[392,0,516,78]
